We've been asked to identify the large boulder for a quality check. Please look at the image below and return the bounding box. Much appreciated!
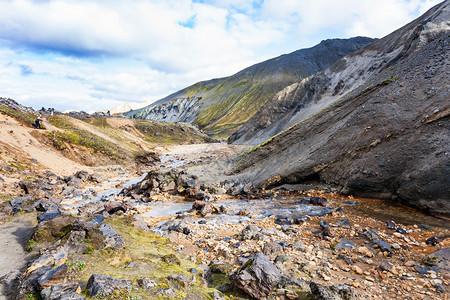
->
[425,248,450,271]
[229,252,283,299]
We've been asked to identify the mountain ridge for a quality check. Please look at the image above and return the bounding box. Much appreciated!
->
[232,0,450,216]
[124,36,375,139]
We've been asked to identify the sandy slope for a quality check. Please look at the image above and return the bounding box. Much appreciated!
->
[0,114,89,176]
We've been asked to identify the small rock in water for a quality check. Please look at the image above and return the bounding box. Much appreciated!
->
[396,227,406,234]
[386,221,396,230]
[426,236,439,246]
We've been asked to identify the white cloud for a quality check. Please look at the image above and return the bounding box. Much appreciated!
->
[0,0,443,112]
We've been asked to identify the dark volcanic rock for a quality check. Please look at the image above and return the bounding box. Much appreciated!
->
[310,281,358,300]
[86,274,131,297]
[229,252,283,299]
[425,248,450,271]
[231,2,450,217]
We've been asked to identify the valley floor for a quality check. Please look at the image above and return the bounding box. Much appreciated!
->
[0,141,448,299]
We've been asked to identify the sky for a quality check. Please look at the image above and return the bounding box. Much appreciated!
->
[0,0,443,112]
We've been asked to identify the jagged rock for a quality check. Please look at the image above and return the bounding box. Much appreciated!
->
[138,278,157,290]
[74,171,89,181]
[425,248,449,271]
[37,264,68,290]
[128,214,149,231]
[240,225,262,240]
[336,219,351,229]
[0,269,22,288]
[262,242,284,261]
[17,266,53,298]
[104,201,127,215]
[78,202,104,218]
[99,224,124,249]
[86,274,131,297]
[199,264,212,283]
[374,240,391,252]
[229,252,283,299]
[168,274,191,289]
[310,281,358,300]
[166,220,191,235]
[363,229,379,242]
[64,231,89,254]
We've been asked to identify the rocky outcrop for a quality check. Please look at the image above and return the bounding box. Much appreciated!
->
[233,1,450,216]
[125,37,375,138]
[229,252,283,299]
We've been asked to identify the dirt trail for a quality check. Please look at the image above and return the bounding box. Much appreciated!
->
[0,114,90,176]
[0,214,36,300]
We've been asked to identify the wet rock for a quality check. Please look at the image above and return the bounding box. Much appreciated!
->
[243,182,254,194]
[425,236,439,246]
[138,278,157,290]
[86,274,131,297]
[334,239,356,250]
[310,197,327,206]
[386,221,396,230]
[99,224,124,249]
[229,252,283,299]
[424,247,449,270]
[309,281,358,300]
[396,227,406,234]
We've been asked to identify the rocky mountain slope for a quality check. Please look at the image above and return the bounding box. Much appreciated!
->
[124,37,374,139]
[233,1,450,217]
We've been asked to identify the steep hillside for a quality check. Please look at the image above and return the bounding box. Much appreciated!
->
[125,37,375,139]
[0,98,213,171]
[233,1,450,216]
